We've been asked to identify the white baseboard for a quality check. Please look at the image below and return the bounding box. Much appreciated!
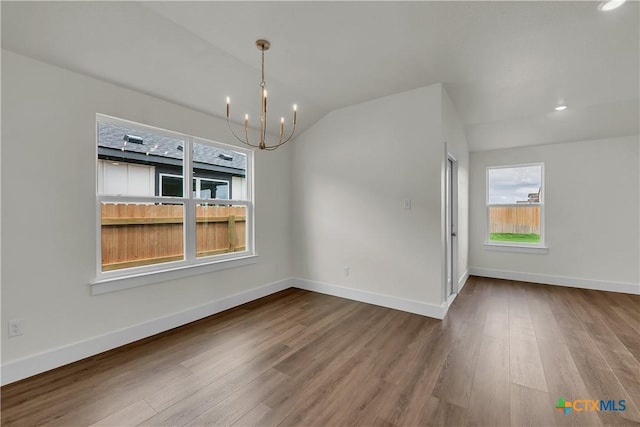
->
[3,276,454,386]
[469,267,640,295]
[443,270,470,311]
[292,278,447,320]
[446,292,458,307]
[1,278,294,386]
[457,270,470,293]
[4,268,635,386]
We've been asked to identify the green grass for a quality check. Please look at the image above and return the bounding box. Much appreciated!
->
[490,233,540,243]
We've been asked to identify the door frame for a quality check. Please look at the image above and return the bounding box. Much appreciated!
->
[446,153,459,298]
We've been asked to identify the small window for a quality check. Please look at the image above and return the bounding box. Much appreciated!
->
[160,174,184,197]
[486,164,544,248]
[194,177,229,200]
[159,174,231,199]
[96,114,253,283]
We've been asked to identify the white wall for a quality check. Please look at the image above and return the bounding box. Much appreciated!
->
[442,88,470,289]
[291,84,447,307]
[1,50,292,365]
[469,135,640,289]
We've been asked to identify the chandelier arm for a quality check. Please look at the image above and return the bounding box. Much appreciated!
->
[263,123,297,151]
[227,117,261,149]
[263,116,268,147]
[226,117,248,144]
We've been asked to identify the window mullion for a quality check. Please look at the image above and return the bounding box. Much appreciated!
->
[191,199,249,206]
[184,137,196,262]
[98,195,188,204]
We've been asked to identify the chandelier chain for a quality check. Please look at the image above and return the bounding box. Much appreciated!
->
[261,51,265,86]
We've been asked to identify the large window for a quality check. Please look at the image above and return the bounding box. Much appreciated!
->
[95,114,252,283]
[486,163,544,248]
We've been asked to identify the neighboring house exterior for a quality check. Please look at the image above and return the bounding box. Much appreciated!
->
[97,121,247,199]
[516,188,541,204]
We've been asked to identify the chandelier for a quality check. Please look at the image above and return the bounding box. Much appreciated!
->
[226,39,297,151]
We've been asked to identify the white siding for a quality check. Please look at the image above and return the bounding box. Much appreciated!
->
[232,176,247,200]
[98,160,154,196]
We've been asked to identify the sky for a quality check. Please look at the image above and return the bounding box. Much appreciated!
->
[488,165,542,204]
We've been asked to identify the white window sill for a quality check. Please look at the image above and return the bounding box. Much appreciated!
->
[90,254,258,295]
[483,243,548,254]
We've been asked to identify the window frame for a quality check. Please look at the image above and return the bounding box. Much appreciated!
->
[194,177,230,199]
[484,162,547,253]
[92,114,255,294]
[158,172,185,197]
[158,173,231,199]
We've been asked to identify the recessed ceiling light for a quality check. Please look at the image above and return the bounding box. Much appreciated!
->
[598,0,626,11]
[555,105,568,111]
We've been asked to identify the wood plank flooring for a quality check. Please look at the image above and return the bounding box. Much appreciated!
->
[2,277,639,426]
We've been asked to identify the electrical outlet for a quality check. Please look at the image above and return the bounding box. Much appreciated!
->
[8,319,23,337]
[344,266,350,276]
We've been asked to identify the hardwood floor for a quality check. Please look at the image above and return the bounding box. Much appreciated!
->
[2,277,639,426]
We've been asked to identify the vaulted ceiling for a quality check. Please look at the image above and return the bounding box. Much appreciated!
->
[2,1,638,151]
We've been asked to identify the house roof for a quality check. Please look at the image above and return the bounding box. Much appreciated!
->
[98,121,246,172]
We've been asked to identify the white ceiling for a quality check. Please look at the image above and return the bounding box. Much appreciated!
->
[2,1,638,151]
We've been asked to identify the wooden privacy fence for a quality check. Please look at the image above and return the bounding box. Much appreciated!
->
[489,206,540,234]
[101,203,246,271]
